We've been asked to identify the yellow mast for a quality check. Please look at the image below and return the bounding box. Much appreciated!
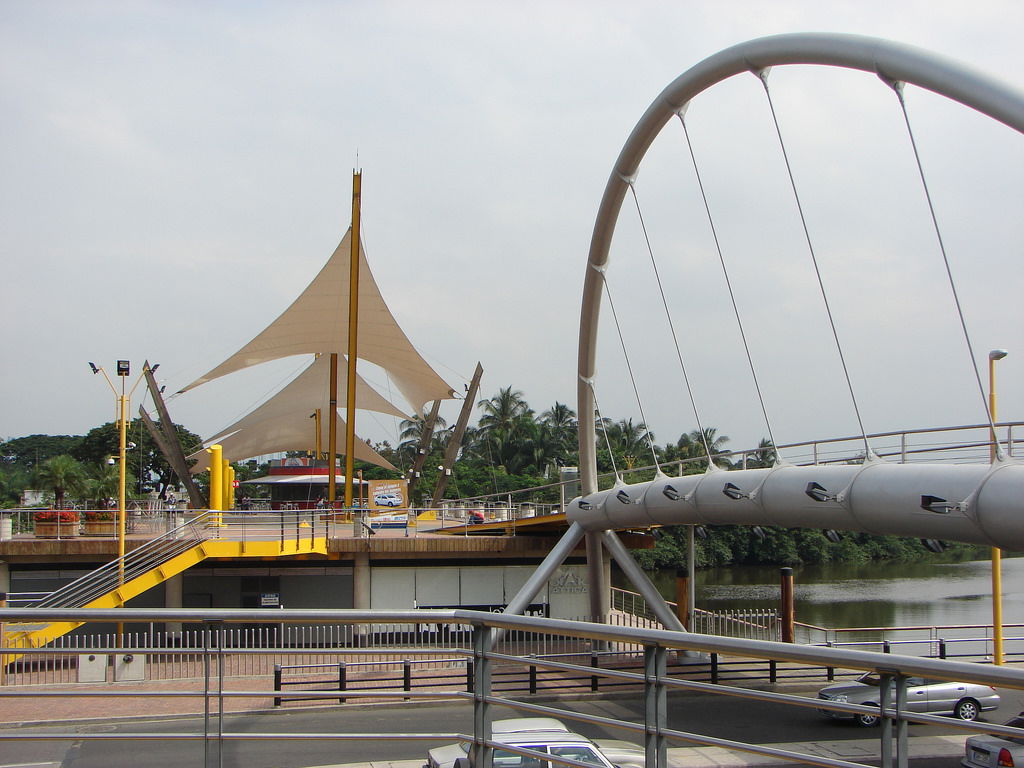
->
[328,355,338,503]
[344,170,362,509]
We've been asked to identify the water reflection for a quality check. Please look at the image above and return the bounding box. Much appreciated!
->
[628,556,1023,629]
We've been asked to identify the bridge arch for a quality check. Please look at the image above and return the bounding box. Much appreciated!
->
[578,32,1024,499]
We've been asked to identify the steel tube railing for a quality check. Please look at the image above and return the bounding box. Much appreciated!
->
[2,607,1023,768]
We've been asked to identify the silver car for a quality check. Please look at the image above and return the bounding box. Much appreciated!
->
[818,673,1000,727]
[426,717,645,768]
[962,712,1024,768]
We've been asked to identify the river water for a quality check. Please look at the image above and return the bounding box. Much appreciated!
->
[634,555,1024,630]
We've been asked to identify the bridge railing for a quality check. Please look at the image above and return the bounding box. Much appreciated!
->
[1,607,1023,768]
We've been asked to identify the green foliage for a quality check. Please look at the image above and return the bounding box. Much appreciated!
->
[33,454,87,507]
[0,434,83,472]
[630,524,987,571]
[76,419,202,495]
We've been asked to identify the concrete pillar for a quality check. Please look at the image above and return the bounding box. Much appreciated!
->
[353,552,371,609]
[353,552,371,646]
[164,573,183,639]
[0,560,9,594]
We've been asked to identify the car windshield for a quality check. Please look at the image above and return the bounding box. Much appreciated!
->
[549,745,607,766]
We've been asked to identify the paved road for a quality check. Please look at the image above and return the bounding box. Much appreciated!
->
[3,684,1016,768]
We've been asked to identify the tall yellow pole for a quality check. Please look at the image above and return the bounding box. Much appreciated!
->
[328,354,338,505]
[118,383,128,581]
[989,349,1007,665]
[345,170,362,509]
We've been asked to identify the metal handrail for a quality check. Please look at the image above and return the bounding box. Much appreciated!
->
[1,606,1023,768]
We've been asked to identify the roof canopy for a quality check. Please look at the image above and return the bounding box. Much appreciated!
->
[180,228,454,411]
[204,354,408,445]
[188,409,397,473]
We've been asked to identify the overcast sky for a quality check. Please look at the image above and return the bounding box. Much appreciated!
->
[2,1,1022,464]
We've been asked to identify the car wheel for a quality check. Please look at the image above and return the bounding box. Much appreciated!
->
[955,699,980,721]
[856,707,881,727]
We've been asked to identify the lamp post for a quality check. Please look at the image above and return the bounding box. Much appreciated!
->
[89,361,147,583]
[988,348,1008,665]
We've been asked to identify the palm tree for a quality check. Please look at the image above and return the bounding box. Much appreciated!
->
[539,402,578,465]
[604,418,655,467]
[35,454,87,508]
[477,387,533,435]
[397,411,449,465]
[86,462,131,506]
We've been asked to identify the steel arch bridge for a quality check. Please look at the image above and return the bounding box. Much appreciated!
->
[503,33,1024,628]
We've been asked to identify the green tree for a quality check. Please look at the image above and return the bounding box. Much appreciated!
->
[0,434,83,472]
[76,419,202,496]
[34,454,87,507]
[85,462,135,506]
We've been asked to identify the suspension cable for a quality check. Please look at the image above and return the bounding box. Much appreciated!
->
[625,177,714,465]
[587,378,621,482]
[886,79,1001,458]
[599,269,662,469]
[757,69,873,459]
[675,109,782,464]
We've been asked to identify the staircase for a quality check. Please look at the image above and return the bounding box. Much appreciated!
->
[3,512,328,657]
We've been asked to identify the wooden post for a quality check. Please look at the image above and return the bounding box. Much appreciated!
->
[780,567,795,643]
[431,363,483,507]
[674,569,690,630]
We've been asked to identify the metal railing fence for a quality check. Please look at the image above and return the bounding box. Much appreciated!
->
[1,607,1023,768]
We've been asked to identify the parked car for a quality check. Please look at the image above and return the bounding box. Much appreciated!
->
[962,712,1024,768]
[373,492,403,507]
[426,717,644,768]
[818,673,1000,727]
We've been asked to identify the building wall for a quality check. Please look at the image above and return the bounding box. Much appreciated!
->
[369,564,591,618]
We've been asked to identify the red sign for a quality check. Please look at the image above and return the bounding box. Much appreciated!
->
[232,480,240,488]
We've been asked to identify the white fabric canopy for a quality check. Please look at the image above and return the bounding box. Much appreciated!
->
[204,354,408,444]
[180,228,454,411]
[188,409,397,473]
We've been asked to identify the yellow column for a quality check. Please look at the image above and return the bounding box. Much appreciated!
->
[207,445,223,527]
[221,458,231,521]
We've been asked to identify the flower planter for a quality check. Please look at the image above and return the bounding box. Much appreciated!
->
[34,521,80,538]
[82,520,117,537]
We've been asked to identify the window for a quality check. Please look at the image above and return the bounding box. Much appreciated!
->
[549,745,606,767]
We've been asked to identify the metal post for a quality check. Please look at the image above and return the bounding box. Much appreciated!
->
[880,673,893,768]
[339,661,347,703]
[273,664,282,707]
[895,674,909,768]
[644,644,667,768]
[470,624,494,768]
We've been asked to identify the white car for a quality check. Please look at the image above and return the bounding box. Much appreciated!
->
[962,712,1024,768]
[819,673,1000,726]
[426,717,644,768]
[374,492,403,507]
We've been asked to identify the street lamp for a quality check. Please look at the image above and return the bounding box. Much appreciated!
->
[988,348,1008,665]
[89,361,147,582]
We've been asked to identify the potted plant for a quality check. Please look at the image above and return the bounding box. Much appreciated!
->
[33,508,80,538]
[82,508,117,536]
